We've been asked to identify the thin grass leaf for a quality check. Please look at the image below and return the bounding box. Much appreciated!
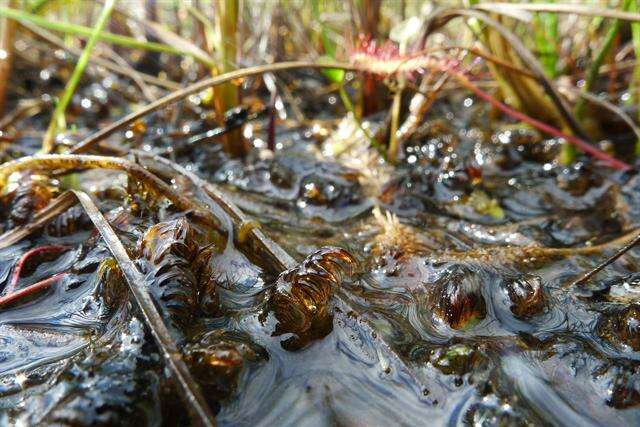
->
[569,0,632,163]
[112,7,216,69]
[532,1,558,78]
[575,0,632,121]
[423,8,589,141]
[41,0,117,153]
[24,22,180,91]
[0,6,184,56]
[576,90,640,143]
[142,22,215,68]
[186,4,215,51]
[570,230,640,287]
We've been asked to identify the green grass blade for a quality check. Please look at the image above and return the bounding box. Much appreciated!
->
[576,0,632,121]
[311,0,336,58]
[564,0,633,164]
[41,0,117,152]
[532,1,558,77]
[0,6,184,57]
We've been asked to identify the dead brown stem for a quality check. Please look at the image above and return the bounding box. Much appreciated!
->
[72,190,216,426]
[570,231,640,287]
[0,154,216,223]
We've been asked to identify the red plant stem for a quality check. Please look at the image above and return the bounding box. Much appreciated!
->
[0,273,67,308]
[7,244,70,294]
[450,71,633,171]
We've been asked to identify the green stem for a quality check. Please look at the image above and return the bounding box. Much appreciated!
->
[388,40,409,163]
[576,0,632,120]
[532,0,558,78]
[338,85,355,112]
[41,0,117,153]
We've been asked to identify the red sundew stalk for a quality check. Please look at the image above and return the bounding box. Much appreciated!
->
[7,244,70,294]
[450,71,632,171]
[0,273,67,308]
[347,46,633,171]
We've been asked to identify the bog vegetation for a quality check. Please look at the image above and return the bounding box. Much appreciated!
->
[1,1,640,425]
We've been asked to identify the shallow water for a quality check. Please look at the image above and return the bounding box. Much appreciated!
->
[1,97,640,426]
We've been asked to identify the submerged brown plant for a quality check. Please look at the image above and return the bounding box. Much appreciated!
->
[0,172,56,228]
[268,247,356,350]
[184,331,268,401]
[504,275,546,319]
[428,264,487,330]
[138,217,205,332]
[600,304,640,352]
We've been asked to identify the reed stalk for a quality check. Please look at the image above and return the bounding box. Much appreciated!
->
[213,0,247,157]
